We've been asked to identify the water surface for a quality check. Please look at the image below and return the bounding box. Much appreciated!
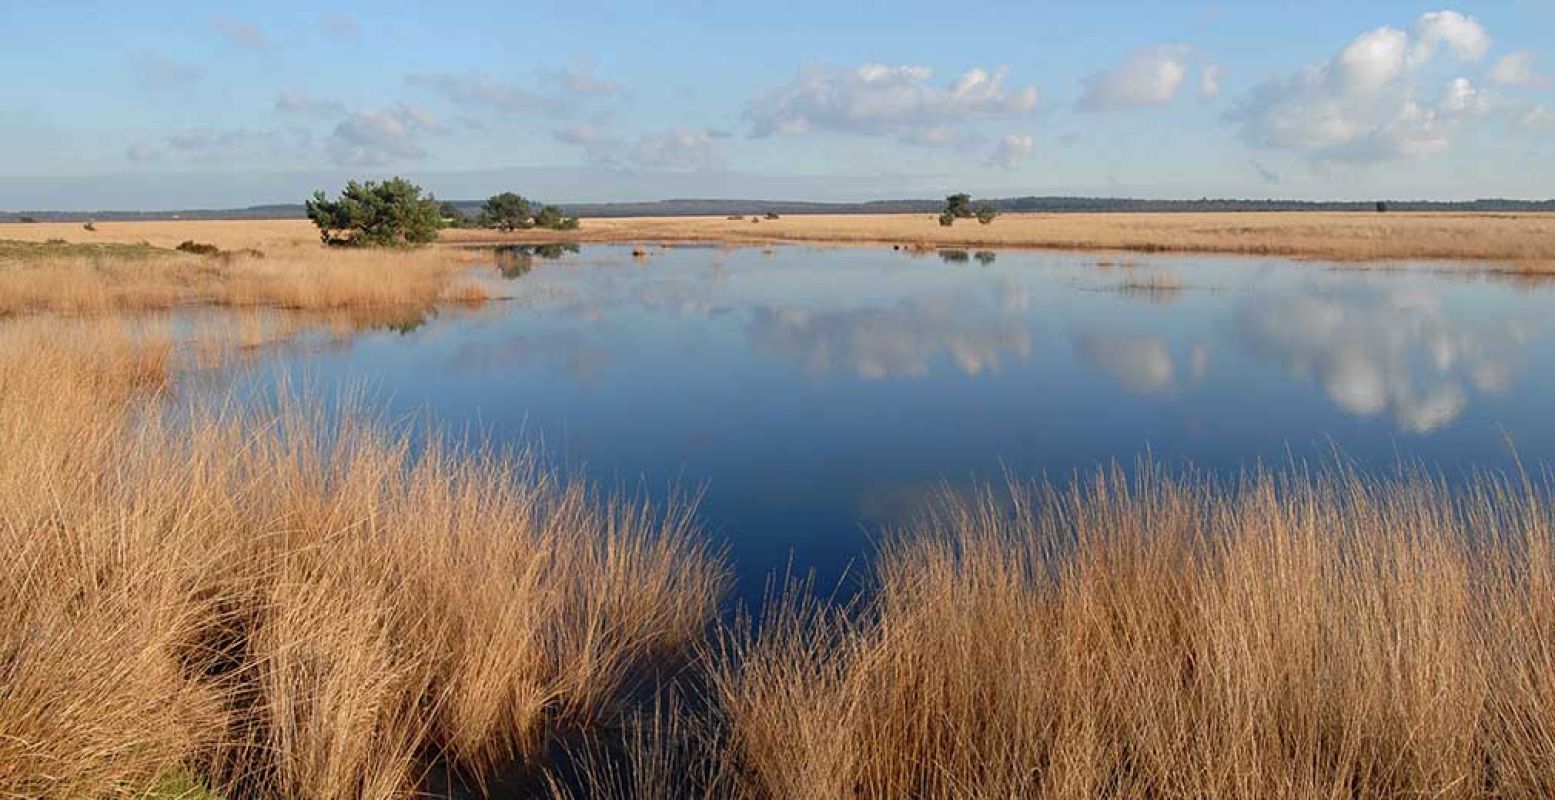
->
[239,245,1555,600]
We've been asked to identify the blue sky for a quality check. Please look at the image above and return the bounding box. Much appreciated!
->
[2,1,1553,208]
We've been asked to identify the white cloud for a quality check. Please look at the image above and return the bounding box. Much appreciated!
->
[747,63,1037,143]
[1079,46,1192,111]
[1410,10,1491,66]
[988,134,1035,169]
[325,104,438,166]
[1491,51,1550,87]
[630,128,727,169]
[1199,65,1222,100]
[1438,77,1491,120]
[1336,27,1408,92]
[1229,11,1497,164]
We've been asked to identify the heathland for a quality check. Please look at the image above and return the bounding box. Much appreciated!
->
[4,217,1555,799]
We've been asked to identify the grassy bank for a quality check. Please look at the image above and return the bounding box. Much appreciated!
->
[440,211,1555,267]
[7,212,1555,267]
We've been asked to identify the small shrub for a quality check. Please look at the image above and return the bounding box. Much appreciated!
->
[726,215,744,221]
[176,240,222,257]
[765,212,781,220]
[83,221,97,232]
[976,204,999,225]
[18,216,37,224]
[751,217,761,223]
[938,212,955,227]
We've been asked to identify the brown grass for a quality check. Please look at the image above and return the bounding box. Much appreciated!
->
[440,211,1555,267]
[0,220,500,318]
[0,318,726,799]
[686,467,1555,800]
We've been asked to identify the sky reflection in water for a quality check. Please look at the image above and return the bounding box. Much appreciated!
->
[241,245,1555,601]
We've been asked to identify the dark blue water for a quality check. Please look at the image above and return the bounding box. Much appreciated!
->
[238,245,1555,600]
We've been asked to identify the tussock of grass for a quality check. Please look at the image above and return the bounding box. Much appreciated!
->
[700,467,1555,799]
[0,320,727,799]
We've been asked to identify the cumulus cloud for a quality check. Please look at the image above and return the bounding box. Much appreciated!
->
[629,128,727,170]
[1491,51,1550,87]
[1079,46,1192,111]
[1228,10,1494,163]
[1237,286,1528,433]
[746,64,1037,144]
[1409,10,1491,65]
[988,134,1035,168]
[209,16,268,49]
[325,104,438,166]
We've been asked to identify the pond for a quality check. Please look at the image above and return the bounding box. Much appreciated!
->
[237,244,1555,601]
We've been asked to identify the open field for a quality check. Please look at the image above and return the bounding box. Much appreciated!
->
[7,212,1555,267]
[441,211,1555,266]
[0,223,489,318]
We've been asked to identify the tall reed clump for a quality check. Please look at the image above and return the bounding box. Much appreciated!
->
[705,466,1555,800]
[0,318,727,799]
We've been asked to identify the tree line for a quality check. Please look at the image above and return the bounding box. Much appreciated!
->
[305,178,579,247]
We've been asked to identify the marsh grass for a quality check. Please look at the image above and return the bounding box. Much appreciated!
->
[0,234,482,316]
[441,211,1555,267]
[0,319,727,800]
[690,466,1555,800]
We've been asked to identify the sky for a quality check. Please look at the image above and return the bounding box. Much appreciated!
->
[2,1,1554,209]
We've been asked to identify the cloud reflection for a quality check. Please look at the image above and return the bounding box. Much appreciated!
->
[1238,287,1526,433]
[1073,333,1178,394]
[748,297,1032,379]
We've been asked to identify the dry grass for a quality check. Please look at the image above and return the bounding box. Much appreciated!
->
[441,211,1555,267]
[0,318,727,799]
[0,220,496,317]
[686,467,1555,800]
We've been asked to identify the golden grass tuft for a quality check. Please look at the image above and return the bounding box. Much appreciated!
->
[701,467,1555,799]
[0,319,727,799]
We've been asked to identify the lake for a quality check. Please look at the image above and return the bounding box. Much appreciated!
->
[237,244,1555,601]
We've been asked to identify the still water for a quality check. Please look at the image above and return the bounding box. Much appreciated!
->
[241,244,1555,600]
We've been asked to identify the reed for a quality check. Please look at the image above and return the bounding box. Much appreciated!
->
[0,319,727,799]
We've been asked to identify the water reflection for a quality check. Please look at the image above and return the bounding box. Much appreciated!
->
[748,297,1032,379]
[245,245,1555,601]
[490,243,580,279]
[1237,286,1530,433]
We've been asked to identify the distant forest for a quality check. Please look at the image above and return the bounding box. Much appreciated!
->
[6,196,1555,222]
